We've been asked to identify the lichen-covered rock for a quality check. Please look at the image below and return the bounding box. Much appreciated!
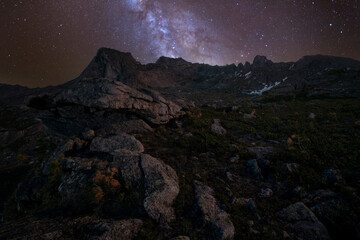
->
[277,202,330,240]
[141,154,179,224]
[194,181,235,240]
[90,134,144,156]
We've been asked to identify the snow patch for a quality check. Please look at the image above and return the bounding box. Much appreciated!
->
[249,81,281,95]
[245,71,252,79]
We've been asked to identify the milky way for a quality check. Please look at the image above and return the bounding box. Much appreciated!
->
[0,0,359,87]
[119,0,224,64]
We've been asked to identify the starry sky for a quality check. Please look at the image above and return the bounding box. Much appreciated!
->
[1,0,359,87]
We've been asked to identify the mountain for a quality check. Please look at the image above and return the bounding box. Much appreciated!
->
[0,48,360,240]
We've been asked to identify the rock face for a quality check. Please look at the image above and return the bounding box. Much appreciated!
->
[112,154,180,224]
[79,48,140,85]
[277,202,330,240]
[90,134,144,156]
[194,181,235,240]
[52,78,184,124]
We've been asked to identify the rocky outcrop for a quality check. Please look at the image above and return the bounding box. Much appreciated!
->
[51,78,184,124]
[277,202,330,240]
[194,181,235,240]
[79,48,141,86]
[112,154,180,224]
[90,134,144,156]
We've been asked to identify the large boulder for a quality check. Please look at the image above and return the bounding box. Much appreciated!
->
[194,181,235,240]
[141,154,179,225]
[51,77,184,124]
[90,134,144,156]
[277,202,330,240]
[112,154,180,224]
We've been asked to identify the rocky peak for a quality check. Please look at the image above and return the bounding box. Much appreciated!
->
[156,56,191,66]
[292,54,360,72]
[252,55,273,68]
[79,48,141,84]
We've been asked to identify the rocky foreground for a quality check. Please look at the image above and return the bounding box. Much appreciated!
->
[0,48,360,239]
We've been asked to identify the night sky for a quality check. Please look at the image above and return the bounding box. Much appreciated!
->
[1,0,359,87]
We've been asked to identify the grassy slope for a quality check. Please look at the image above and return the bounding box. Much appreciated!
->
[139,97,360,239]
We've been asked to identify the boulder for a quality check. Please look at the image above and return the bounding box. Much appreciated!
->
[211,119,227,135]
[321,165,342,185]
[112,154,180,224]
[243,113,256,119]
[282,163,299,174]
[247,199,261,220]
[82,129,95,140]
[141,154,180,224]
[112,155,143,188]
[246,159,263,179]
[247,147,278,159]
[90,134,144,156]
[308,112,316,119]
[260,188,273,198]
[52,78,184,124]
[305,189,349,235]
[276,202,330,240]
[194,181,235,240]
